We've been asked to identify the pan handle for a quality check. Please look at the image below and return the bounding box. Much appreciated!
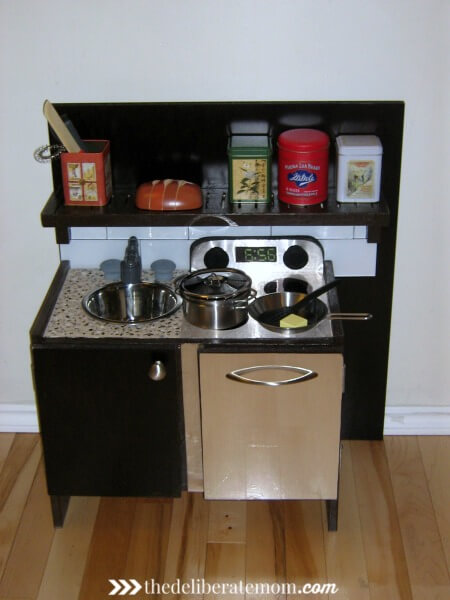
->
[327,313,372,320]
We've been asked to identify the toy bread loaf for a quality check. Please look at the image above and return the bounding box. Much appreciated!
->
[135,179,202,211]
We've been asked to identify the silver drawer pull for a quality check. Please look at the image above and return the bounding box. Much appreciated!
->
[226,365,318,387]
[148,360,166,381]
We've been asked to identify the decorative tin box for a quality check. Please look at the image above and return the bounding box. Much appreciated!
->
[61,140,112,206]
[336,135,383,203]
[277,128,330,206]
[227,135,272,204]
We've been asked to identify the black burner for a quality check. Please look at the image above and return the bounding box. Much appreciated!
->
[283,277,309,293]
[263,281,277,294]
[263,277,309,294]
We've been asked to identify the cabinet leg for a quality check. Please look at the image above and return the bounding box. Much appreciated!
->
[50,495,70,527]
[326,499,338,531]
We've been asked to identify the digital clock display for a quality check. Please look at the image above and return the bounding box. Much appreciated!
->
[235,246,277,263]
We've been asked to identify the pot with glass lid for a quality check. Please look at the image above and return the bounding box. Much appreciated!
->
[176,268,256,330]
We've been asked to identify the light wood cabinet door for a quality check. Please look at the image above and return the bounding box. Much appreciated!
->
[199,353,343,501]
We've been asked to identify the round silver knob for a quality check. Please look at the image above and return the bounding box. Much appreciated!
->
[148,360,166,381]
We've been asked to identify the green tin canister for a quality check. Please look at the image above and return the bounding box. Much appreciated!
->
[227,135,272,204]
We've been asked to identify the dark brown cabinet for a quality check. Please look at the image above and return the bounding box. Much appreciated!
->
[31,342,186,525]
[39,100,404,440]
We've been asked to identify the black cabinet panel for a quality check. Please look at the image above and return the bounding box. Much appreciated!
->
[32,346,185,497]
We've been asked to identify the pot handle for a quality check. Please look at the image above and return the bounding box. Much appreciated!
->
[327,313,372,320]
[172,272,190,293]
[227,288,257,308]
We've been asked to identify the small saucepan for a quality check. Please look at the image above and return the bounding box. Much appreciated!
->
[249,292,372,334]
[176,268,256,330]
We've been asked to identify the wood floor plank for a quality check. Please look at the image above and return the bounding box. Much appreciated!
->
[0,435,40,513]
[78,497,137,600]
[36,496,100,600]
[0,460,54,599]
[0,436,15,475]
[246,501,286,600]
[351,440,413,600]
[321,441,370,600]
[163,492,209,597]
[284,500,328,599]
[419,436,450,573]
[124,498,173,585]
[204,543,246,600]
[0,435,41,580]
[207,500,246,544]
[0,433,447,600]
[385,436,450,600]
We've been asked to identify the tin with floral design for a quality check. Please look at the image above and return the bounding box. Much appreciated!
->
[228,135,272,204]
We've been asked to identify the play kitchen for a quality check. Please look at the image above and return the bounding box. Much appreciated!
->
[30,100,404,531]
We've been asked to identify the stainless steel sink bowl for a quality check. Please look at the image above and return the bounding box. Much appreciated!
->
[82,282,182,323]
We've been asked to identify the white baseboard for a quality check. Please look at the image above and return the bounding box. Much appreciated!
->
[384,405,450,435]
[0,403,448,436]
[0,403,39,433]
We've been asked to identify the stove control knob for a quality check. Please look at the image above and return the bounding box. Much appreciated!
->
[204,247,229,269]
[283,245,308,270]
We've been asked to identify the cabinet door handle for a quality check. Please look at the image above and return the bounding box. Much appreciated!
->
[148,361,166,381]
[226,365,318,387]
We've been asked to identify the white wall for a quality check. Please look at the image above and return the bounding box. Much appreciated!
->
[0,0,448,410]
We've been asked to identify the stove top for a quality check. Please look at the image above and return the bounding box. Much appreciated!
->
[180,237,335,340]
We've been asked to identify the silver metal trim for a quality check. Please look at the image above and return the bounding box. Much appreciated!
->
[190,215,238,227]
[190,237,325,280]
[328,313,372,320]
[33,144,66,162]
[226,365,318,386]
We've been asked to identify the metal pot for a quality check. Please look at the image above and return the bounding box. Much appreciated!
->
[177,268,255,330]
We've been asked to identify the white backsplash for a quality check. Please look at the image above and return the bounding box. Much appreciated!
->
[62,225,376,276]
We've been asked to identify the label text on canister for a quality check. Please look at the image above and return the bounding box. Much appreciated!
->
[288,169,317,188]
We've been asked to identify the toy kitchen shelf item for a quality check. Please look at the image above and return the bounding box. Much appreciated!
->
[61,140,112,206]
[37,100,113,207]
[227,134,272,205]
[277,128,330,206]
[336,135,383,203]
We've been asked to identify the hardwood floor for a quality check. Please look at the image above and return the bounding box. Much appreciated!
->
[0,435,448,600]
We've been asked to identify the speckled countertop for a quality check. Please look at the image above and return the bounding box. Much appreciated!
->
[44,267,336,343]
[44,269,185,339]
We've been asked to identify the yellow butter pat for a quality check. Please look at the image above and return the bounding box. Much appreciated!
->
[279,313,308,329]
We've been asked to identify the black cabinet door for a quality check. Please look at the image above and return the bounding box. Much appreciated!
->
[32,346,185,497]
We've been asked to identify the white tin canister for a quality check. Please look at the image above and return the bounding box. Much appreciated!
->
[336,135,383,203]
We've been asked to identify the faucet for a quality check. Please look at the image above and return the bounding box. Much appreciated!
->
[120,236,142,284]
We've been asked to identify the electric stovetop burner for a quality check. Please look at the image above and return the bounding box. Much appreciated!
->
[263,277,310,295]
[180,236,335,340]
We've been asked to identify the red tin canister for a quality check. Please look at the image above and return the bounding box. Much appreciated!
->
[61,140,112,207]
[277,129,329,205]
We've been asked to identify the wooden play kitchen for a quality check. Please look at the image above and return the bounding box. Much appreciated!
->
[30,101,404,530]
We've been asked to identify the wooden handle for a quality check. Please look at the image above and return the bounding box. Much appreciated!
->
[43,100,81,153]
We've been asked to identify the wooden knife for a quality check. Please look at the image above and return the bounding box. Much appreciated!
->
[43,100,82,153]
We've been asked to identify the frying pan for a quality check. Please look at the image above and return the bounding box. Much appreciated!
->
[249,292,371,334]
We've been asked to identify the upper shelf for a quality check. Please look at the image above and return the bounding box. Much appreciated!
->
[41,186,390,244]
[40,101,403,243]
